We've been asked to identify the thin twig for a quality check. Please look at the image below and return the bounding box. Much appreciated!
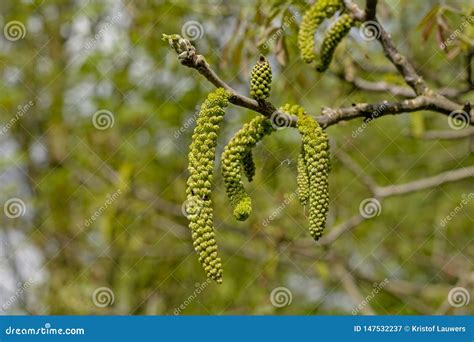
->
[414,127,474,140]
[374,165,474,197]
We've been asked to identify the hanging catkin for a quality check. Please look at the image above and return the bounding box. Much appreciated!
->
[242,150,256,182]
[221,116,275,221]
[316,13,355,72]
[297,146,310,206]
[280,104,331,240]
[186,88,230,283]
[298,0,343,63]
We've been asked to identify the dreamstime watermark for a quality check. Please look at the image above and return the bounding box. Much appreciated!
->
[440,15,474,50]
[85,12,122,49]
[352,278,389,315]
[447,287,470,308]
[359,21,381,41]
[359,198,382,218]
[262,191,298,226]
[270,287,292,308]
[270,111,292,130]
[173,278,212,315]
[3,20,26,41]
[92,109,115,130]
[174,105,200,139]
[182,196,203,219]
[440,193,474,227]
[0,100,34,136]
[447,110,471,130]
[352,101,388,138]
[1,278,34,312]
[181,20,204,41]
[3,198,27,218]
[5,323,85,336]
[84,189,122,227]
[261,14,299,49]
[92,287,115,307]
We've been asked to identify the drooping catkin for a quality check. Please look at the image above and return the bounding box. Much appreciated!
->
[222,116,275,221]
[242,150,256,182]
[298,0,343,63]
[186,88,230,283]
[250,55,272,101]
[316,13,355,72]
[280,104,330,240]
[297,146,310,206]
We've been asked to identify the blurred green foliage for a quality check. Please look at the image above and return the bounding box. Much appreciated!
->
[0,0,472,315]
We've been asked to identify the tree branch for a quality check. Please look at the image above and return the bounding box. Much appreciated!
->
[466,50,473,89]
[319,214,366,246]
[319,95,465,128]
[365,0,378,21]
[413,127,474,140]
[374,165,474,198]
[163,34,471,130]
[320,164,474,245]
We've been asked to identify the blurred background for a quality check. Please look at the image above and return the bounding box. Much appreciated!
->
[0,0,473,315]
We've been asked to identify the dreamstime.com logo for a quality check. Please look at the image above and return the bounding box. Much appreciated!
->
[352,278,389,315]
[261,13,299,49]
[85,11,122,49]
[447,110,471,130]
[92,109,115,130]
[3,20,27,41]
[182,197,203,218]
[181,20,204,41]
[270,286,292,308]
[447,287,470,308]
[92,287,115,308]
[352,101,388,138]
[440,193,473,227]
[4,323,85,336]
[270,111,292,130]
[174,278,212,315]
[359,21,381,41]
[359,198,382,218]
[3,198,27,218]
[1,278,34,312]
[440,15,474,50]
[262,191,297,226]
[84,189,122,228]
[0,100,35,136]
[174,105,200,139]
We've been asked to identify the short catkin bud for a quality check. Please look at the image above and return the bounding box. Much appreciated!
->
[280,104,331,240]
[186,88,230,283]
[222,116,275,221]
[316,13,355,72]
[298,0,343,63]
[250,55,272,101]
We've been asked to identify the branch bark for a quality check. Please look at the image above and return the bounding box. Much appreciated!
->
[374,165,474,198]
[365,0,378,21]
[164,36,471,129]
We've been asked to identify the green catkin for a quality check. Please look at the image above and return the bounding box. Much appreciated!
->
[186,88,230,283]
[297,146,310,206]
[250,55,272,101]
[222,116,275,221]
[316,13,355,72]
[242,150,256,182]
[280,104,330,240]
[298,0,343,63]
